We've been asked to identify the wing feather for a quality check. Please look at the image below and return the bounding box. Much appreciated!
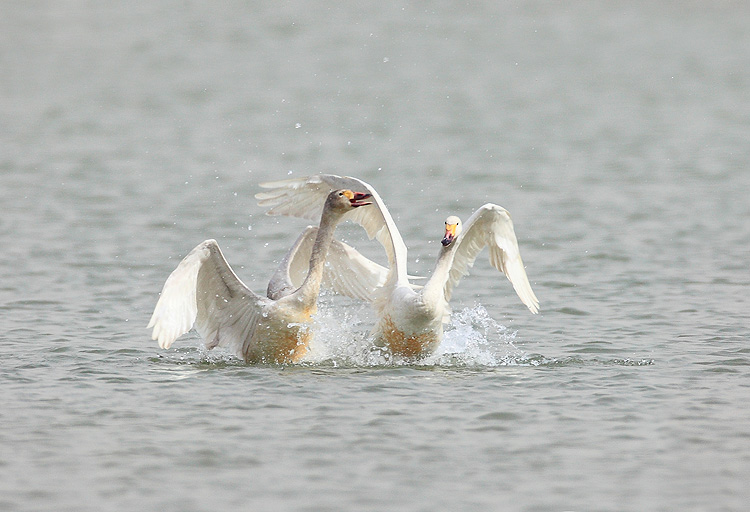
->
[274,226,390,302]
[147,240,268,356]
[446,204,539,313]
[321,237,389,301]
[256,174,409,286]
[266,226,317,300]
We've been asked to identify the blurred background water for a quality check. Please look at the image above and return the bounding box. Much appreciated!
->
[1,1,749,511]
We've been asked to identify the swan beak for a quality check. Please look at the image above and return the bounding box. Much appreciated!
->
[347,191,373,207]
[442,222,458,246]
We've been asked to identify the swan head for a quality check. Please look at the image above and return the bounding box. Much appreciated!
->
[441,216,462,246]
[327,189,373,211]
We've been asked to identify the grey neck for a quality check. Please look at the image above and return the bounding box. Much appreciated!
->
[294,208,343,303]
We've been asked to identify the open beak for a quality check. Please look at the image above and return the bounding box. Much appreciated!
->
[442,223,458,246]
[348,191,372,208]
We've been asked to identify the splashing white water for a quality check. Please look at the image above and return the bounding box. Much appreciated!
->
[425,305,527,367]
[306,300,527,367]
[160,299,530,368]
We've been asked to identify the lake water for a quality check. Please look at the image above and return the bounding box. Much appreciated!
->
[2,1,749,511]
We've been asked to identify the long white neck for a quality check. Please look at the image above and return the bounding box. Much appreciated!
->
[293,207,342,306]
[420,244,457,310]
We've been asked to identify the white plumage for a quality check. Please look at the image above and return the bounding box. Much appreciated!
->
[147,189,373,363]
[256,175,539,358]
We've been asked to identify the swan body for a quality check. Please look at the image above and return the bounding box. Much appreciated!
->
[147,189,372,363]
[256,175,539,358]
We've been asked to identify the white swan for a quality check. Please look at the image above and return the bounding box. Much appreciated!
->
[147,189,373,363]
[255,175,539,358]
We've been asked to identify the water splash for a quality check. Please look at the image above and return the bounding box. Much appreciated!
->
[307,302,527,368]
[305,300,384,365]
[147,302,653,369]
[427,305,526,367]
[147,302,531,368]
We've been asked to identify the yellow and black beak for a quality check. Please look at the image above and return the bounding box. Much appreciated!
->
[442,222,458,246]
[343,190,373,207]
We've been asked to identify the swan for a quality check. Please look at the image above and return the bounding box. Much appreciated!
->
[255,175,539,358]
[147,188,373,363]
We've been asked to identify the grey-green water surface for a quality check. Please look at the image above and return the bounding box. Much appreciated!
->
[2,2,749,511]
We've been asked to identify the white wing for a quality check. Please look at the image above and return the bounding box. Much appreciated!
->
[147,240,268,355]
[266,227,317,300]
[446,204,539,313]
[256,174,409,286]
[323,236,393,301]
[269,226,390,302]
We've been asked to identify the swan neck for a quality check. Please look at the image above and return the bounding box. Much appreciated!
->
[295,208,341,303]
[421,244,456,305]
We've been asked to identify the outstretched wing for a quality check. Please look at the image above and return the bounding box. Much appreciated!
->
[256,174,409,286]
[446,204,539,313]
[147,239,268,356]
[268,226,390,302]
